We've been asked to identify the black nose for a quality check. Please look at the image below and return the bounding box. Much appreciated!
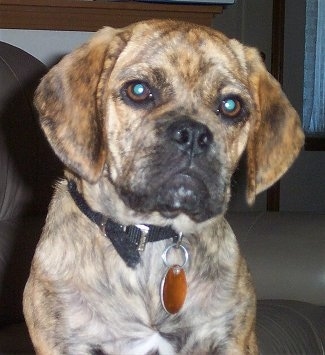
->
[168,117,213,156]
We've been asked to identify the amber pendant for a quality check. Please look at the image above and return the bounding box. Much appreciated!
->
[161,264,187,314]
[160,240,189,314]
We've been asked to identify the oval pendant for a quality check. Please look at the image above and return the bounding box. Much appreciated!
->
[161,265,187,314]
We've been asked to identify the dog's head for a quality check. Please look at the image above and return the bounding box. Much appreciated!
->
[35,20,304,225]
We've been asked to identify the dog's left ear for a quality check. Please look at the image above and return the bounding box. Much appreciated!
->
[242,46,304,204]
[34,27,130,182]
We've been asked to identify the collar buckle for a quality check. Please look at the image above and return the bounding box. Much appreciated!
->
[136,224,150,252]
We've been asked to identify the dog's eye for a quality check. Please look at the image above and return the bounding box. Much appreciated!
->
[217,97,243,119]
[124,82,153,104]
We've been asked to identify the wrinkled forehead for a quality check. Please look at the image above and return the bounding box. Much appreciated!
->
[111,21,247,89]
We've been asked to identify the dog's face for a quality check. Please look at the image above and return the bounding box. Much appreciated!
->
[35,20,304,224]
[106,23,252,222]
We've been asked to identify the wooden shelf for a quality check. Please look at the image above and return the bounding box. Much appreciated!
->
[0,0,223,31]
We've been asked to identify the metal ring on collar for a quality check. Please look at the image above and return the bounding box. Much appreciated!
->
[161,243,189,268]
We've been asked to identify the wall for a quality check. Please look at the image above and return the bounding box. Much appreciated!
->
[281,0,325,213]
[281,151,325,212]
[0,29,92,67]
[283,0,306,120]
[213,0,273,70]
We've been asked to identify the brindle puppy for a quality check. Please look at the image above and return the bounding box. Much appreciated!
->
[23,19,304,354]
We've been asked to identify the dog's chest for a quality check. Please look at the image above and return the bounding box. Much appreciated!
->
[63,281,232,355]
[61,241,238,354]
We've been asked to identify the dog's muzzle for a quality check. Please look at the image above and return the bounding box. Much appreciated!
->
[118,117,227,222]
[156,118,212,218]
[156,172,210,219]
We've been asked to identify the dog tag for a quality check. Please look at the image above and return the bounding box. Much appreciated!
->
[161,265,187,314]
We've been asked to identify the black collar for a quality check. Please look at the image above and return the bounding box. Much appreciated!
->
[68,180,178,268]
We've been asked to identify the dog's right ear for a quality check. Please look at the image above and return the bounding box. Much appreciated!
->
[34,27,130,182]
[242,46,304,204]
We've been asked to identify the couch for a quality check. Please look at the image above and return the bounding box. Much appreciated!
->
[0,41,324,354]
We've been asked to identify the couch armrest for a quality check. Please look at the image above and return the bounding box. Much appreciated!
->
[256,300,325,354]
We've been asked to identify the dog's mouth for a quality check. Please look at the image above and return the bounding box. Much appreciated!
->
[156,173,210,220]
[118,168,226,223]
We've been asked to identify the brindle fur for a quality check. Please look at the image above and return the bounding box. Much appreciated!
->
[23,20,304,354]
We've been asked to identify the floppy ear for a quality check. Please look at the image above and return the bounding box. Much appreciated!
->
[34,27,130,182]
[244,47,304,204]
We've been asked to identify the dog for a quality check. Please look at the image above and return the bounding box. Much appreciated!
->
[23,19,304,354]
